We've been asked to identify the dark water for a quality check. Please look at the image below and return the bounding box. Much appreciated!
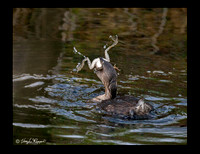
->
[13,8,187,145]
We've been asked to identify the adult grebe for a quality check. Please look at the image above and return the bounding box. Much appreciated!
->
[75,35,153,119]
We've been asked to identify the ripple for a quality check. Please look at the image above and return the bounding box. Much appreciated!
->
[13,123,48,128]
[71,77,101,84]
[128,75,140,81]
[144,95,171,101]
[146,70,169,76]
[144,95,187,105]
[57,100,94,109]
[29,96,57,104]
[75,110,94,117]
[51,108,96,123]
[13,72,186,145]
[56,135,86,139]
[44,83,97,101]
[90,139,140,145]
[13,73,55,82]
[152,70,165,74]
[13,122,79,129]
[13,104,51,110]
[137,136,186,144]
[147,90,169,96]
[96,124,116,129]
[24,81,45,88]
[111,126,187,138]
[158,79,173,83]
[103,114,187,126]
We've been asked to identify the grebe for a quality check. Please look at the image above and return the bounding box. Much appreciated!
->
[74,35,153,119]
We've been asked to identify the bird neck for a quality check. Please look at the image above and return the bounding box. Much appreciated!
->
[104,81,117,99]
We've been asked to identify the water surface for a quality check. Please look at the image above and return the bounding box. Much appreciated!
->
[13,8,187,145]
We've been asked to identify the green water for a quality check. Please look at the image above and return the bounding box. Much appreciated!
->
[13,8,187,145]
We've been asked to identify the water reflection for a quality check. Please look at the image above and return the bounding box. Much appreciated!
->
[13,8,187,145]
[58,9,76,42]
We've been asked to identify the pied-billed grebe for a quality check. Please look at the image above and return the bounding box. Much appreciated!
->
[98,96,153,119]
[74,35,153,119]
